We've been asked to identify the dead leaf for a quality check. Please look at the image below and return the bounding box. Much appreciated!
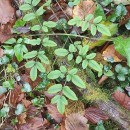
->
[46,104,64,123]
[112,90,130,111]
[9,83,24,107]
[120,6,130,25]
[0,0,16,43]
[65,113,89,130]
[102,44,125,62]
[43,118,51,128]
[84,107,109,124]
[65,100,84,116]
[0,26,14,43]
[18,112,27,124]
[17,106,45,130]
[44,91,56,99]
[43,1,69,22]
[22,99,31,108]
[17,117,45,130]
[60,121,66,130]
[21,68,42,89]
[0,0,15,24]
[73,0,96,20]
[0,48,4,57]
[0,94,5,108]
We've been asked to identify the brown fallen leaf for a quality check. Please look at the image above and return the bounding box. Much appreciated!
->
[73,0,96,20]
[112,90,130,111]
[0,0,15,24]
[0,25,15,43]
[22,99,32,108]
[84,107,109,124]
[119,6,130,25]
[44,91,56,99]
[65,113,89,130]
[60,121,66,130]
[17,117,45,130]
[9,83,24,107]
[46,104,64,123]
[0,94,5,108]
[17,106,45,130]
[102,44,125,62]
[21,68,42,89]
[0,48,4,57]
[43,118,51,128]
[17,112,27,124]
[0,0,16,43]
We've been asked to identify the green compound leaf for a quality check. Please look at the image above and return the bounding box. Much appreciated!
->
[85,14,93,21]
[79,45,89,56]
[47,70,62,79]
[86,53,96,59]
[91,24,97,36]
[76,56,82,64]
[88,60,102,72]
[23,13,36,21]
[68,53,73,61]
[51,95,61,104]
[24,0,31,4]
[93,16,102,24]
[43,21,57,28]
[36,6,45,16]
[30,65,37,81]
[82,21,89,32]
[55,48,69,57]
[14,44,24,62]
[32,0,41,6]
[82,59,88,69]
[57,96,68,114]
[19,4,32,11]
[38,54,49,64]
[71,75,86,88]
[97,23,111,36]
[48,84,62,94]
[24,51,37,59]
[31,25,40,31]
[4,38,16,44]
[36,62,45,72]
[25,60,35,68]
[63,86,78,100]
[43,38,57,47]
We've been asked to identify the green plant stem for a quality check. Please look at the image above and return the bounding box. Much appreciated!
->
[28,33,113,41]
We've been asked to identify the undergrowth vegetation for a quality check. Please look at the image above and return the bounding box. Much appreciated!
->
[0,0,130,129]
